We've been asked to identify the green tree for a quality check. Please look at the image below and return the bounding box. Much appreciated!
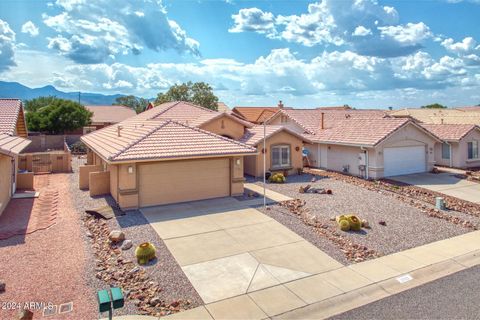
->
[421,103,447,109]
[155,81,219,111]
[25,97,92,134]
[114,95,149,114]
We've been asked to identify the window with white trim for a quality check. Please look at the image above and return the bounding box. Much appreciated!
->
[271,145,291,168]
[441,143,450,160]
[468,141,478,159]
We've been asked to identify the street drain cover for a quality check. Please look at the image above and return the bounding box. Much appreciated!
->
[59,302,73,314]
[43,305,57,317]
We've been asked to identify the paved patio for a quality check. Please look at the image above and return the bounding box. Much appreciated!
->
[141,197,342,304]
[389,172,480,203]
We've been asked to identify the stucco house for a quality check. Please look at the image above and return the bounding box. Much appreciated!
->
[81,105,137,134]
[389,108,480,125]
[80,101,258,209]
[232,105,282,124]
[238,125,312,177]
[266,108,441,178]
[0,99,31,215]
[420,124,480,168]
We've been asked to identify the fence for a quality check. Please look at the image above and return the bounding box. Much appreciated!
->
[19,151,72,174]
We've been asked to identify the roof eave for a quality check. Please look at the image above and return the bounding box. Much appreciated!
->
[108,151,259,164]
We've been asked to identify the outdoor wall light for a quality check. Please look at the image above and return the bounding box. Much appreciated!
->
[295,146,300,151]
[127,166,134,174]
[236,159,241,165]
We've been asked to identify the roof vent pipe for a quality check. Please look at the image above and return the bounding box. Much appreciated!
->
[117,125,123,137]
[321,112,325,130]
[278,100,284,109]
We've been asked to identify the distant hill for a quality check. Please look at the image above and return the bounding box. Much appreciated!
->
[0,81,132,105]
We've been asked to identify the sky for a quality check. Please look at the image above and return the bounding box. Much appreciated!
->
[0,0,480,109]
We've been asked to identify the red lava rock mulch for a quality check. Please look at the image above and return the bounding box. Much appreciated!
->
[0,174,96,320]
[0,190,58,240]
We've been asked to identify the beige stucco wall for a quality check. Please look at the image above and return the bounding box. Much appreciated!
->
[231,157,244,196]
[460,129,480,168]
[325,144,370,177]
[246,131,304,177]
[0,154,12,216]
[109,164,119,201]
[89,171,110,196]
[200,115,246,140]
[17,172,34,190]
[79,164,103,189]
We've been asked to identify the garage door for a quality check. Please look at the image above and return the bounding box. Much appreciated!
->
[383,146,426,177]
[138,158,230,207]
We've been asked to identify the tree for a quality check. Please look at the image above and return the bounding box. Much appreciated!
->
[25,97,92,134]
[155,81,219,111]
[114,95,149,114]
[421,103,447,109]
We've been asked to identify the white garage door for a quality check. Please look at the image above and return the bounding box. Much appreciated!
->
[139,158,230,207]
[383,146,426,177]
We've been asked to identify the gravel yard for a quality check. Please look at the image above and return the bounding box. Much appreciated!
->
[253,174,480,265]
[70,156,203,317]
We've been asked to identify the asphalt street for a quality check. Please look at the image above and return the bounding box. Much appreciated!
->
[331,265,480,320]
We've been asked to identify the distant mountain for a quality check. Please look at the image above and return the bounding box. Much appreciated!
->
[0,81,131,105]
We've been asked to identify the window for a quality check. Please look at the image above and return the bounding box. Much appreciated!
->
[468,141,478,159]
[441,143,450,160]
[271,145,291,168]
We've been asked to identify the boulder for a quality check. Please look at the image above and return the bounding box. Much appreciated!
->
[121,240,133,250]
[17,310,33,320]
[108,230,125,243]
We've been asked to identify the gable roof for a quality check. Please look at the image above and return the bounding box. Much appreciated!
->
[85,105,137,124]
[217,102,230,112]
[389,108,480,125]
[238,125,312,146]
[81,119,256,163]
[0,99,26,136]
[0,133,31,156]
[232,107,279,123]
[420,124,480,142]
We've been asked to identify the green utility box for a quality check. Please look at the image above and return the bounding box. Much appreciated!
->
[97,289,112,313]
[110,287,125,309]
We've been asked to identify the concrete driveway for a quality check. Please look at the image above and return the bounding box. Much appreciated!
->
[389,172,480,204]
[141,197,342,304]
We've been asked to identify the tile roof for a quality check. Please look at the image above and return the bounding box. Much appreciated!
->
[420,124,480,141]
[232,107,280,123]
[217,102,230,112]
[455,106,480,112]
[0,133,31,156]
[82,120,256,163]
[85,105,137,124]
[0,99,23,135]
[389,108,480,125]
[311,118,417,146]
[239,125,311,146]
[268,108,388,134]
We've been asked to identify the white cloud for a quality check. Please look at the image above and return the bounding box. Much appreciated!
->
[229,8,277,38]
[0,19,16,72]
[42,0,199,63]
[441,37,477,53]
[21,21,39,37]
[229,0,434,58]
[352,26,372,37]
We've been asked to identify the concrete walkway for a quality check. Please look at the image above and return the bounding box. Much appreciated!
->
[244,183,293,202]
[141,197,341,305]
[390,172,480,203]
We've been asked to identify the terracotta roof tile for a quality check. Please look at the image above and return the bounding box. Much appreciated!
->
[232,107,279,123]
[420,124,479,141]
[0,133,31,156]
[239,125,311,146]
[0,99,22,135]
[389,108,480,124]
[85,105,136,124]
[82,120,256,162]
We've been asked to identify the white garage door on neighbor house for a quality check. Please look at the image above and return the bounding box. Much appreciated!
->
[383,146,426,177]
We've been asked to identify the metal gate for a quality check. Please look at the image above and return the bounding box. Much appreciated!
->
[32,153,52,173]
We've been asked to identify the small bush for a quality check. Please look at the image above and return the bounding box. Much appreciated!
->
[269,172,286,183]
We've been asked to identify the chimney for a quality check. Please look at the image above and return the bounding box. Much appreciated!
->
[278,100,284,109]
[320,112,324,130]
[117,125,123,137]
[441,118,444,124]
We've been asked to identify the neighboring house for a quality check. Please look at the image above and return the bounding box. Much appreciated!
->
[82,105,137,134]
[217,102,230,112]
[266,108,440,178]
[0,99,31,215]
[81,101,257,209]
[232,102,283,124]
[420,124,480,168]
[238,125,312,177]
[389,108,480,125]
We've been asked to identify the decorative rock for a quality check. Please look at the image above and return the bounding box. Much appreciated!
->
[361,219,370,229]
[108,230,125,243]
[0,280,5,293]
[121,240,133,250]
[378,220,387,226]
[311,177,317,183]
[329,216,336,221]
[17,310,33,320]
[86,231,93,238]
[150,297,161,306]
